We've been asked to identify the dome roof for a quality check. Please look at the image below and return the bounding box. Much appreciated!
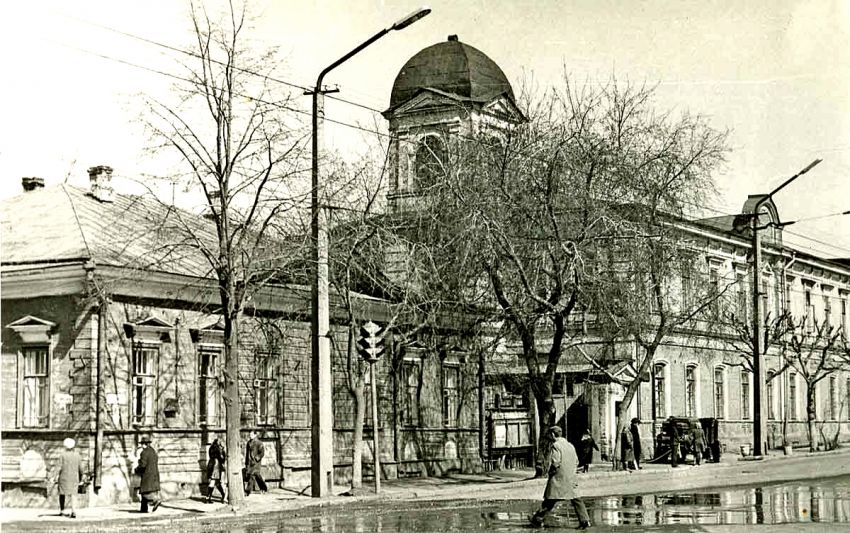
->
[389,36,515,111]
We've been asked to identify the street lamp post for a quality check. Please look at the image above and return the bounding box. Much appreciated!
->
[308,7,431,498]
[750,159,821,457]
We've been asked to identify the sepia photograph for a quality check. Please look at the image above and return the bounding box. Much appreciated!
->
[2,1,850,531]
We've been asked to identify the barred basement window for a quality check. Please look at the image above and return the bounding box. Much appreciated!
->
[254,353,277,425]
[22,346,50,428]
[132,343,159,426]
[198,346,222,426]
[442,365,460,428]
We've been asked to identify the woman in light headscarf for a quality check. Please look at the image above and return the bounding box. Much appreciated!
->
[57,437,84,518]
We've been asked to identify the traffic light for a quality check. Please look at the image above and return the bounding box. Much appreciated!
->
[357,321,384,362]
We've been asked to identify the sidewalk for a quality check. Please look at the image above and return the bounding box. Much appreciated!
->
[3,447,848,531]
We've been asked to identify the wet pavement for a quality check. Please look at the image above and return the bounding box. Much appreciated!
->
[4,448,850,531]
[197,474,850,532]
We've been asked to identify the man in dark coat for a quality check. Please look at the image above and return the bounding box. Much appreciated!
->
[135,435,161,513]
[630,418,643,469]
[244,431,267,495]
[620,425,635,470]
[670,419,680,468]
[531,427,591,529]
[577,430,599,473]
[57,437,85,518]
[692,424,707,466]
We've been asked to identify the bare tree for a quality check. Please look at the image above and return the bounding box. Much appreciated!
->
[140,2,306,506]
[783,316,846,452]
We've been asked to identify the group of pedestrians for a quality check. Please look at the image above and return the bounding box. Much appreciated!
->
[53,431,269,517]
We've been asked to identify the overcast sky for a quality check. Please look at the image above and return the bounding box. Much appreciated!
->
[3,0,849,258]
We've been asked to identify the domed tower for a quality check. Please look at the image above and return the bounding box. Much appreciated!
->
[383,35,525,212]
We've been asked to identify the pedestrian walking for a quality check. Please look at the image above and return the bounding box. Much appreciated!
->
[670,419,680,468]
[692,423,707,466]
[530,426,591,529]
[577,429,599,473]
[206,438,227,503]
[244,431,267,495]
[56,437,85,518]
[630,418,643,470]
[135,435,161,513]
[620,425,635,470]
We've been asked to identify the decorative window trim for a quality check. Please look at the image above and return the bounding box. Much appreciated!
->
[7,316,57,429]
[684,363,701,418]
[740,369,752,421]
[254,351,278,426]
[713,365,727,420]
[652,361,670,419]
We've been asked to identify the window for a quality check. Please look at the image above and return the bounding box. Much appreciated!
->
[713,367,725,419]
[442,365,460,427]
[841,297,848,338]
[736,270,749,320]
[132,343,159,426]
[766,371,776,420]
[828,377,837,420]
[198,346,221,426]
[254,353,277,425]
[414,135,446,189]
[685,365,697,417]
[789,373,797,420]
[805,287,815,331]
[402,360,421,426]
[811,383,818,420]
[846,378,850,421]
[22,346,50,427]
[654,363,666,419]
[740,370,751,420]
[709,265,721,317]
[761,278,770,319]
[824,295,832,327]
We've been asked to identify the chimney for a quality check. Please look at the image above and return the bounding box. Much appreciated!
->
[448,34,459,42]
[88,165,114,202]
[21,177,45,192]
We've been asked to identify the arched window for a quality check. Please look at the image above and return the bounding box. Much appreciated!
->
[766,370,776,420]
[653,363,667,419]
[414,135,446,189]
[713,366,726,419]
[685,365,698,417]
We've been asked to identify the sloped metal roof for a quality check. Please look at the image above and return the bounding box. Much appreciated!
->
[388,37,515,111]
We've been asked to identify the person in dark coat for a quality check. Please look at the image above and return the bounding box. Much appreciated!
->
[135,435,161,513]
[206,438,227,503]
[577,430,599,473]
[620,425,636,470]
[692,424,707,466]
[530,427,591,529]
[244,431,267,495]
[670,419,680,468]
[57,437,85,518]
[630,418,643,469]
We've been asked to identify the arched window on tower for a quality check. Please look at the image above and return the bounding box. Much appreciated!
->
[414,135,446,190]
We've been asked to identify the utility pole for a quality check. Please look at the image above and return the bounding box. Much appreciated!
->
[750,159,821,457]
[308,10,431,497]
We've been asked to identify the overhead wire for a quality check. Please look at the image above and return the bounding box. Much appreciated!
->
[55,18,850,258]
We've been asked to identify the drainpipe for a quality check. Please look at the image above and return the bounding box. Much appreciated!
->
[94,299,106,493]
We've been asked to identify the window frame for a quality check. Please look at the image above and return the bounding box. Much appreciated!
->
[766,370,776,420]
[21,345,50,428]
[653,362,668,419]
[713,366,726,419]
[254,351,278,426]
[401,358,422,427]
[197,344,223,427]
[685,364,698,417]
[789,372,798,421]
[442,363,461,428]
[131,341,159,427]
[413,134,447,190]
[740,369,751,420]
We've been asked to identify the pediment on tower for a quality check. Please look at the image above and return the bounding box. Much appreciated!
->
[483,95,527,123]
[384,87,470,119]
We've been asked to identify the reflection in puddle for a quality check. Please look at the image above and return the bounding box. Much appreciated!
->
[593,478,850,526]
[207,475,850,532]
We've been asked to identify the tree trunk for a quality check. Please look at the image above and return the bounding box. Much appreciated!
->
[806,388,816,453]
[531,377,556,476]
[224,312,245,506]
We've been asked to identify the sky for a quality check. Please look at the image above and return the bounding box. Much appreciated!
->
[3,0,849,258]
